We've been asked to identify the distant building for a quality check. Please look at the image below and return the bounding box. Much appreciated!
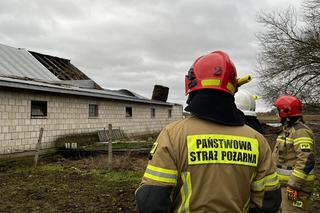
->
[0,43,183,156]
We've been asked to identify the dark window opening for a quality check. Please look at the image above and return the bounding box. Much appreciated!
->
[168,109,172,118]
[151,108,156,118]
[31,101,47,118]
[89,104,99,118]
[126,107,132,118]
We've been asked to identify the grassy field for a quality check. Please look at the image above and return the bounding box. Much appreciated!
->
[1,121,319,212]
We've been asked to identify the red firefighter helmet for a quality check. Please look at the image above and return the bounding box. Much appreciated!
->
[185,51,237,96]
[274,95,303,118]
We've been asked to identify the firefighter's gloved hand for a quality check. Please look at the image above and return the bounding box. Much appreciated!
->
[286,187,298,201]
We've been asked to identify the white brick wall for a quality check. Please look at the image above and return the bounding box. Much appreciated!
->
[0,90,183,155]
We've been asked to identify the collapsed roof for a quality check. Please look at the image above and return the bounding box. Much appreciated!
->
[29,51,102,89]
[0,43,176,106]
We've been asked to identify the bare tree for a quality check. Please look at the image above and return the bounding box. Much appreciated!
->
[256,0,320,107]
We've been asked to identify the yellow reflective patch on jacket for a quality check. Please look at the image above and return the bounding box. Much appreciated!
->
[187,134,259,167]
[150,142,158,155]
[299,143,311,150]
[293,200,303,208]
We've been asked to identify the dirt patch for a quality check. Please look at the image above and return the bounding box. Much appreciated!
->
[0,153,148,213]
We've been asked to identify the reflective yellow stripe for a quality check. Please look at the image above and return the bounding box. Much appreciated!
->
[250,173,256,183]
[150,142,158,154]
[277,139,293,144]
[292,169,307,179]
[277,136,293,141]
[294,141,313,146]
[147,164,178,175]
[187,134,259,167]
[303,175,315,181]
[144,164,177,184]
[277,173,290,181]
[178,172,192,213]
[277,168,315,182]
[243,197,250,213]
[294,137,313,143]
[292,137,313,148]
[276,138,293,144]
[292,169,315,181]
[144,173,177,184]
[200,80,235,93]
[227,82,235,94]
[201,79,220,87]
[251,172,279,191]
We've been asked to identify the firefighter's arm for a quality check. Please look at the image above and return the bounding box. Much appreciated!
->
[135,185,173,213]
[250,136,281,213]
[287,129,315,189]
[135,128,177,213]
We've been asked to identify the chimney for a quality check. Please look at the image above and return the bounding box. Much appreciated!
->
[152,85,169,102]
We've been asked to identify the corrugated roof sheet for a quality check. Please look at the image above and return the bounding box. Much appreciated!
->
[0,43,58,81]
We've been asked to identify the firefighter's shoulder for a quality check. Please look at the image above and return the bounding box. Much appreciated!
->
[162,115,199,132]
[293,122,311,131]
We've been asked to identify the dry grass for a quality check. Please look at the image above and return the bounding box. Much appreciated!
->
[0,153,148,213]
[257,113,320,122]
[68,153,148,171]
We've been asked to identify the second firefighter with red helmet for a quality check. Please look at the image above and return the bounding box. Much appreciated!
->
[273,95,315,212]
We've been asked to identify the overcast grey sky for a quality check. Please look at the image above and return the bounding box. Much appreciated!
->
[0,0,302,111]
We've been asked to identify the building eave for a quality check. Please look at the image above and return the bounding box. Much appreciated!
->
[0,77,174,106]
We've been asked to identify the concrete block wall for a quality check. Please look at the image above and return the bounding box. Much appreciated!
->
[0,89,183,155]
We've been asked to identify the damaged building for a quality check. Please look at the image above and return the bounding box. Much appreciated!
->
[0,43,183,156]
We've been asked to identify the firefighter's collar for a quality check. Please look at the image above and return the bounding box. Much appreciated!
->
[185,90,245,126]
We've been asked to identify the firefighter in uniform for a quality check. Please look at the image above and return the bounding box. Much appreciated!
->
[135,51,281,212]
[235,89,264,134]
[273,95,316,212]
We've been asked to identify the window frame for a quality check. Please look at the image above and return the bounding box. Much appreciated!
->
[31,100,48,118]
[168,109,172,118]
[151,108,156,118]
[125,106,133,118]
[88,104,99,118]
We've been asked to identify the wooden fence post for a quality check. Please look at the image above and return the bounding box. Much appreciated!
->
[34,127,44,167]
[108,124,113,169]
